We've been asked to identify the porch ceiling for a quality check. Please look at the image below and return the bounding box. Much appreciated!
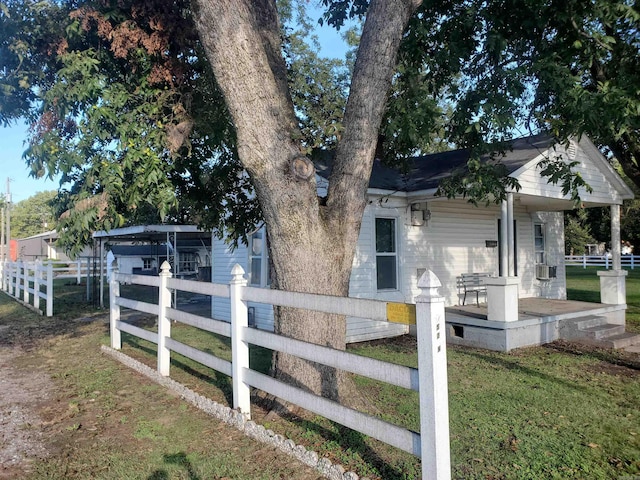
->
[515,193,613,211]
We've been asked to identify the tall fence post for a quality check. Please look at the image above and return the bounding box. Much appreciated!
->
[109,262,122,349]
[7,261,12,295]
[23,261,30,304]
[33,260,41,311]
[16,260,23,300]
[76,259,81,285]
[415,270,451,480]
[230,264,250,418]
[46,261,53,317]
[157,261,172,376]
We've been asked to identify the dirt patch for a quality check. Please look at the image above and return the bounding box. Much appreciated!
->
[0,348,51,479]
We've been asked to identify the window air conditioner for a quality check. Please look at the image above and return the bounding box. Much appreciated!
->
[536,264,557,280]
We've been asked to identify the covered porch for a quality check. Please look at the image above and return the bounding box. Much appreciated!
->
[444,297,633,351]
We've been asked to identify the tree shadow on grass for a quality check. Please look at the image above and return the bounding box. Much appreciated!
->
[460,347,594,393]
[147,452,200,480]
[122,334,234,405]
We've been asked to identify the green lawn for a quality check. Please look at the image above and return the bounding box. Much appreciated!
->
[566,266,640,332]
[111,267,640,479]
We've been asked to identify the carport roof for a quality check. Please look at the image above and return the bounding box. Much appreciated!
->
[93,224,211,243]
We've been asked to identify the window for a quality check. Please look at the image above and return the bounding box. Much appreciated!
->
[534,223,545,264]
[142,258,153,270]
[179,252,199,273]
[376,217,397,290]
[249,229,270,287]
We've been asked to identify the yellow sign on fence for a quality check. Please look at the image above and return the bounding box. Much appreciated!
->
[386,302,417,325]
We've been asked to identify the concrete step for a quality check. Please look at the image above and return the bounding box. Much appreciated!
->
[559,315,608,340]
[570,315,609,330]
[580,323,626,340]
[600,332,640,349]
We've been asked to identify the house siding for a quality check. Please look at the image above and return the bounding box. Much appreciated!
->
[516,141,625,205]
[211,239,274,331]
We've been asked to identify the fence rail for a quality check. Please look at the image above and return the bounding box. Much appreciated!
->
[109,261,451,480]
[565,254,639,269]
[0,259,53,316]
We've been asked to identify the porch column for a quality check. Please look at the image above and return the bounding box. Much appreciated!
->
[485,277,519,322]
[500,200,508,277]
[598,204,627,306]
[507,193,515,276]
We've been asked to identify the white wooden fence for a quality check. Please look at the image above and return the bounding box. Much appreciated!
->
[565,254,639,269]
[109,262,451,480]
[0,259,54,316]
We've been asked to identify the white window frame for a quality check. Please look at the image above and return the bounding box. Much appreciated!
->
[534,223,546,265]
[248,228,270,287]
[375,216,399,291]
[142,258,154,270]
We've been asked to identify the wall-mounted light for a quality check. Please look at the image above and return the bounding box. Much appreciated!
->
[410,203,430,226]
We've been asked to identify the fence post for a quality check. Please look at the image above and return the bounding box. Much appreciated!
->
[230,264,251,418]
[46,261,53,317]
[415,270,451,480]
[606,254,610,270]
[24,261,31,304]
[33,260,41,311]
[157,261,172,376]
[17,260,23,300]
[76,259,81,285]
[583,254,587,269]
[632,255,635,270]
[109,261,122,349]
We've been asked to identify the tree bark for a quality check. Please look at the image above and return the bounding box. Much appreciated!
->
[191,0,421,399]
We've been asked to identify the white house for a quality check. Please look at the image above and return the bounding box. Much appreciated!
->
[211,134,636,350]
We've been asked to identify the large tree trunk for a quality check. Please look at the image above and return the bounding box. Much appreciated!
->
[191,0,421,400]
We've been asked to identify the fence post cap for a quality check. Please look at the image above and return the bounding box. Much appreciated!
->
[417,269,441,289]
[160,261,172,275]
[230,263,247,284]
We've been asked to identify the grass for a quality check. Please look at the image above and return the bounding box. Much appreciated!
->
[0,292,321,480]
[2,267,639,479]
[566,266,640,332]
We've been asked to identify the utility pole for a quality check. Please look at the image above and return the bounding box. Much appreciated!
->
[4,178,10,262]
[1,199,4,261]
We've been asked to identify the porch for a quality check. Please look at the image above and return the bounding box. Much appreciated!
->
[444,297,631,351]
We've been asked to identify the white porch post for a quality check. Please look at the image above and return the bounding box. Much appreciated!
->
[507,193,515,276]
[598,204,627,307]
[485,277,519,322]
[500,200,508,277]
[491,195,519,321]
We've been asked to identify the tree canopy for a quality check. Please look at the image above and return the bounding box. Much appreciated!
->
[9,190,58,239]
[2,0,638,256]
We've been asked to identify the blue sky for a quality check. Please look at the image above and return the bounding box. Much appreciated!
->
[0,5,352,204]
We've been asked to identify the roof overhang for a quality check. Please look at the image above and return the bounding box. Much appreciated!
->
[93,224,211,243]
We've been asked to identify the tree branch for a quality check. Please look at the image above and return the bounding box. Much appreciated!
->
[327,0,422,219]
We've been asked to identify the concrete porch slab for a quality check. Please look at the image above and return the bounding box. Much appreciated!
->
[444,298,628,352]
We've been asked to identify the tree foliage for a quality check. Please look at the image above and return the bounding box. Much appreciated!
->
[10,190,57,238]
[2,0,638,251]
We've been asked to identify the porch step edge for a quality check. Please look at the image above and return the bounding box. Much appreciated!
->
[562,315,608,331]
[580,324,626,340]
[600,332,640,349]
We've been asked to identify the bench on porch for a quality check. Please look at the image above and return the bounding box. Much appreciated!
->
[457,272,491,307]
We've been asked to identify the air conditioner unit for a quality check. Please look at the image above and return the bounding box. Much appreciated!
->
[536,264,557,280]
